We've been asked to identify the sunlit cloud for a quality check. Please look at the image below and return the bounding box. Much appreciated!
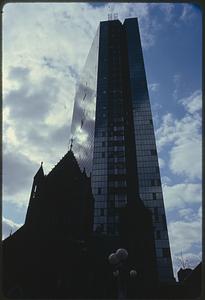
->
[163,183,201,211]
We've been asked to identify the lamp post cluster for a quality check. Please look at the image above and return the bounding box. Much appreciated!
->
[108,248,137,299]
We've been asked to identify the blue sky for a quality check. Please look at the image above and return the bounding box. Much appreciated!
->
[2,3,202,279]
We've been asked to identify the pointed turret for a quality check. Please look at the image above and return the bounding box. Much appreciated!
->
[34,162,44,182]
[25,162,45,225]
[82,167,87,177]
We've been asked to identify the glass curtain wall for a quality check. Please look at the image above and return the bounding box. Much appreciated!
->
[124,18,174,282]
[70,27,100,174]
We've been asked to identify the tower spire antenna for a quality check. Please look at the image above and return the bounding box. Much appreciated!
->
[113,13,118,20]
[69,137,74,151]
[108,4,112,21]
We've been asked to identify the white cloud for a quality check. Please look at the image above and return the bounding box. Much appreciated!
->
[169,139,201,180]
[168,218,201,257]
[156,90,202,180]
[178,208,194,219]
[179,90,202,114]
[168,204,202,276]
[2,217,23,240]
[149,82,160,92]
[163,183,201,210]
[156,113,176,150]
[161,176,172,185]
[158,157,165,168]
[179,4,197,22]
[159,3,175,22]
[198,205,202,218]
[178,206,202,223]
[167,205,202,279]
[173,74,181,84]
[173,74,181,100]
[172,251,201,280]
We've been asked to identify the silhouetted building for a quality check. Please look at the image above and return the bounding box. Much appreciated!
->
[24,150,93,239]
[70,17,174,285]
[3,150,94,298]
[177,267,193,283]
[178,263,202,298]
[155,263,202,299]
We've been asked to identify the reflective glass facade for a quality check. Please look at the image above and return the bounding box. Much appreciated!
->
[71,18,174,283]
[70,27,99,174]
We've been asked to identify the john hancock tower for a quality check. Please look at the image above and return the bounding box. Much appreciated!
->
[71,17,175,284]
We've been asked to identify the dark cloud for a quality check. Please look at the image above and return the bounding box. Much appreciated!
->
[5,68,59,121]
[3,150,38,196]
[68,65,79,80]
[87,2,107,8]
[3,201,27,225]
[51,124,71,145]
[62,11,71,20]
[25,126,50,147]
[42,56,57,70]
[9,66,30,81]
[16,122,71,157]
[41,56,79,81]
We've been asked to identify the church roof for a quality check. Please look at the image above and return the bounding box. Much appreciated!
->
[47,150,82,178]
[34,162,44,180]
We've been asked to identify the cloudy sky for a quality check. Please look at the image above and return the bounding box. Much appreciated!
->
[2,2,202,279]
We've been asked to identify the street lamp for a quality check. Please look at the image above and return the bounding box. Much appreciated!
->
[108,248,137,299]
[130,270,137,278]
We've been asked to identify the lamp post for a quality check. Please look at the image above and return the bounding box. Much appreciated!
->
[108,248,137,299]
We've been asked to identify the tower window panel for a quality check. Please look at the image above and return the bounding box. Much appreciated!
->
[151,179,161,186]
[156,166,160,173]
[156,249,163,257]
[156,230,161,239]
[108,201,115,208]
[162,248,170,258]
[108,169,114,175]
[160,231,168,240]
[95,202,105,209]
[118,169,126,175]
[100,209,104,216]
[95,209,100,217]
[156,193,162,200]
[107,224,115,234]
[95,224,104,232]
[154,207,159,222]
[108,217,115,223]
[151,149,157,155]
[95,195,105,201]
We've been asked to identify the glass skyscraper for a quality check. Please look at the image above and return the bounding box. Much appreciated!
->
[71,18,174,283]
